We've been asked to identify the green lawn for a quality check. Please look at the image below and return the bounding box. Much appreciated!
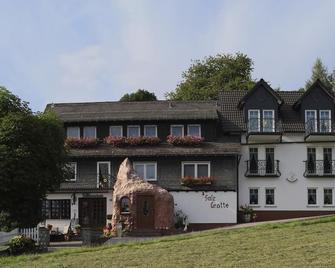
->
[2,216,335,268]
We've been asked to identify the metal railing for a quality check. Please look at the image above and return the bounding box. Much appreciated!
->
[305,119,334,136]
[247,117,282,133]
[245,160,281,177]
[304,160,335,176]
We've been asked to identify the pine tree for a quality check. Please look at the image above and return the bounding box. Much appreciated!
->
[305,58,332,90]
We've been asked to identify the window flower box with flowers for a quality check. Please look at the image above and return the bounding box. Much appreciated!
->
[126,136,161,146]
[104,136,127,147]
[167,135,204,146]
[181,176,214,186]
[65,137,98,149]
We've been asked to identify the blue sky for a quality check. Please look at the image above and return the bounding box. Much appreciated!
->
[0,0,334,112]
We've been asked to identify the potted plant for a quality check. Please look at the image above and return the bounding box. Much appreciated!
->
[240,204,254,223]
[47,224,53,232]
[74,224,81,235]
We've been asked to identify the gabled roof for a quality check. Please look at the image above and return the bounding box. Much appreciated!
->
[46,100,219,122]
[293,79,335,109]
[237,79,283,109]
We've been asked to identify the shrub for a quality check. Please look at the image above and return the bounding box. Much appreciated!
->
[240,204,254,215]
[104,136,126,147]
[8,235,35,255]
[181,176,214,186]
[167,135,204,146]
[65,137,98,149]
[0,211,17,232]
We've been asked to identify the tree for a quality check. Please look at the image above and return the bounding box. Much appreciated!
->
[120,89,157,102]
[0,87,68,229]
[166,53,255,101]
[305,58,333,90]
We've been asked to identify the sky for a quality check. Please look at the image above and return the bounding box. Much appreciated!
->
[0,0,335,112]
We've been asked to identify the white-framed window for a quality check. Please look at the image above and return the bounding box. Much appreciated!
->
[187,124,201,137]
[133,162,157,181]
[97,161,111,188]
[110,126,123,137]
[305,110,317,133]
[249,188,259,205]
[320,110,331,133]
[324,188,333,205]
[170,125,184,137]
[182,161,210,178]
[83,126,97,138]
[248,110,260,132]
[265,188,275,205]
[127,125,140,137]
[66,162,77,181]
[263,110,275,132]
[144,125,157,137]
[66,126,80,138]
[307,188,317,205]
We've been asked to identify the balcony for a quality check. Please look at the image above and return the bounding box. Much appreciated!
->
[245,160,281,177]
[305,119,335,142]
[304,160,335,177]
[246,118,282,143]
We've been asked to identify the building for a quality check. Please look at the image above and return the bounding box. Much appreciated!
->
[43,78,335,232]
[44,101,239,232]
[220,79,335,221]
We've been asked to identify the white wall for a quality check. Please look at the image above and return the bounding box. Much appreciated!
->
[239,134,335,211]
[170,191,237,223]
[41,192,113,233]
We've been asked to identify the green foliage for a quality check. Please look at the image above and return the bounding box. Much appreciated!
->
[0,212,17,232]
[8,235,35,255]
[166,53,255,101]
[306,58,333,90]
[120,89,157,102]
[0,88,68,229]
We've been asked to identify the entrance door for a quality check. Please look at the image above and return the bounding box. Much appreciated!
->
[137,195,154,229]
[79,198,107,229]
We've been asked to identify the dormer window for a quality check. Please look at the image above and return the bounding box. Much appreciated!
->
[248,110,260,132]
[170,125,184,137]
[127,125,140,137]
[66,126,80,138]
[187,124,201,137]
[263,110,274,132]
[305,110,317,133]
[83,126,96,138]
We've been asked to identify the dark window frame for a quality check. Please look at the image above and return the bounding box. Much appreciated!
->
[42,199,71,219]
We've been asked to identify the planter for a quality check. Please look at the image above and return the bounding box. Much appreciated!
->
[243,214,251,223]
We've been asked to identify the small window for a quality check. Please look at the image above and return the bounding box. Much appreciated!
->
[97,162,111,188]
[182,162,210,178]
[305,110,317,133]
[66,162,77,181]
[42,200,71,219]
[144,125,157,137]
[265,188,275,205]
[170,125,184,137]
[134,162,157,181]
[308,188,317,205]
[320,110,331,133]
[83,126,96,138]
[127,126,140,137]
[66,127,80,138]
[187,124,201,137]
[248,110,260,132]
[120,197,130,213]
[324,188,333,205]
[110,126,123,137]
[249,188,259,205]
[263,110,274,132]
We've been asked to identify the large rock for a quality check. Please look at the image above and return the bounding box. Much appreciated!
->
[111,158,174,232]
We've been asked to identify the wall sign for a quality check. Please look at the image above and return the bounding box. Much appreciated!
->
[202,192,230,208]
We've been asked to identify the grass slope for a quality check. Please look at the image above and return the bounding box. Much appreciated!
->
[2,216,335,268]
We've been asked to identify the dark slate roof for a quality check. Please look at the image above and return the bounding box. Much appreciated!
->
[68,142,240,158]
[219,90,304,132]
[46,101,219,122]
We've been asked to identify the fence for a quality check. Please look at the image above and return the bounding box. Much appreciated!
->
[20,227,40,244]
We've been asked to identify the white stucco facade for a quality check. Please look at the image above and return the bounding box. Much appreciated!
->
[239,133,335,211]
[171,191,237,223]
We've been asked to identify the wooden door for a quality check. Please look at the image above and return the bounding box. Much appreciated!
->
[137,195,154,229]
[79,198,106,229]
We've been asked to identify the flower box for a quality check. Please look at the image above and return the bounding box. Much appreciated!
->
[167,135,204,146]
[104,136,127,147]
[126,136,161,146]
[181,176,214,186]
[65,137,98,149]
